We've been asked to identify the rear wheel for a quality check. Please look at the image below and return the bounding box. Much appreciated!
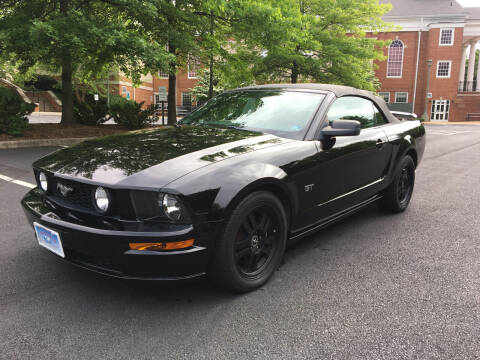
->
[210,191,287,293]
[378,155,415,213]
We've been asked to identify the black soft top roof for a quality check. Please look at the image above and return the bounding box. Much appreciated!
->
[237,83,371,97]
[235,83,399,123]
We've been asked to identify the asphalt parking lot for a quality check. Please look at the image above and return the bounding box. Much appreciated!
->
[1,124,480,359]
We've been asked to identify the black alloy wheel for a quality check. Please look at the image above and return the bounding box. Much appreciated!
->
[397,166,413,206]
[378,155,416,213]
[234,205,280,277]
[210,191,287,292]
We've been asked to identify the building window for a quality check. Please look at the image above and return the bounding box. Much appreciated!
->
[379,92,390,103]
[437,60,451,78]
[121,86,126,94]
[158,71,168,79]
[387,40,404,78]
[431,100,450,121]
[182,92,192,106]
[439,29,454,46]
[395,92,408,103]
[188,59,200,79]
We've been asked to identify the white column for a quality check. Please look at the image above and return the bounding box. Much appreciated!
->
[476,45,480,91]
[466,41,477,91]
[459,45,467,85]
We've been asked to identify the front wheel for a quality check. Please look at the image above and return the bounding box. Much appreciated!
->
[378,155,416,213]
[209,191,287,293]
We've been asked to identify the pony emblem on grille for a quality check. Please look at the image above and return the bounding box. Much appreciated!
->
[57,183,74,197]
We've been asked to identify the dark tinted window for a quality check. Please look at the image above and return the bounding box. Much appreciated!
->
[181,90,325,140]
[327,96,376,129]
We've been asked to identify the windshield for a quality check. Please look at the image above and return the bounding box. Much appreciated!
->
[180,90,325,140]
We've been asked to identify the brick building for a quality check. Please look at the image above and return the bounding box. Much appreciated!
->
[374,0,480,121]
[108,64,199,109]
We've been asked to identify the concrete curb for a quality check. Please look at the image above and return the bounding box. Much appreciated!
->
[0,137,94,149]
[423,121,480,125]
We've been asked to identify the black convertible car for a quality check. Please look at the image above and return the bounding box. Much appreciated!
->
[22,84,426,292]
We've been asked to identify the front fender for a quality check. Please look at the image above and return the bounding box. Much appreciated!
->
[165,161,297,222]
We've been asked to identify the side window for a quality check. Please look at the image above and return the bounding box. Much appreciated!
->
[373,104,387,126]
[327,96,375,129]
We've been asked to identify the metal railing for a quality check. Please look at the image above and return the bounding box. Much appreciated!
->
[467,113,480,121]
[458,80,478,92]
[153,104,197,124]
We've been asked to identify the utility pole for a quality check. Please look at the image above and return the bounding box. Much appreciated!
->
[422,59,433,121]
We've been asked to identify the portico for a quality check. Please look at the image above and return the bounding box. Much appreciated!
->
[458,20,480,92]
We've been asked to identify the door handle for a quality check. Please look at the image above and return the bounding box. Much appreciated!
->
[376,139,385,148]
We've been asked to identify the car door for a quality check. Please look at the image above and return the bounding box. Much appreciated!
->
[312,96,392,220]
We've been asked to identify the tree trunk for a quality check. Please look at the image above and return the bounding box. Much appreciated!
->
[291,60,298,84]
[167,43,177,125]
[208,55,214,100]
[208,12,214,100]
[60,0,74,125]
[60,50,74,125]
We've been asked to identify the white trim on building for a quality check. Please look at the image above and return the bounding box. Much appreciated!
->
[439,28,455,46]
[379,92,390,103]
[395,92,408,103]
[436,60,452,78]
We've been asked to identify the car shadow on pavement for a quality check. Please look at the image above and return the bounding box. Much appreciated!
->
[10,201,398,317]
[48,203,387,296]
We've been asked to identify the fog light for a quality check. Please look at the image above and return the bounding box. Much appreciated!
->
[129,239,194,251]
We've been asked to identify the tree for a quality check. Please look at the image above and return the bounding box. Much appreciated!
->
[149,0,293,125]
[0,0,171,125]
[191,68,224,104]
[251,0,393,91]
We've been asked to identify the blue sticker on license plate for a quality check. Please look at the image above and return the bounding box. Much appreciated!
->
[33,222,65,258]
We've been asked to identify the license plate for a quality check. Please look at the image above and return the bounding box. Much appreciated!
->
[33,222,65,258]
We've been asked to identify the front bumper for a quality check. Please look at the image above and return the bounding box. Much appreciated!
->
[21,188,215,280]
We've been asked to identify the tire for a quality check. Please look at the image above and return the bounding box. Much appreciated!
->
[378,155,416,213]
[209,191,287,293]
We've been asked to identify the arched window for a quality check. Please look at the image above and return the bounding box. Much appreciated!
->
[387,40,404,78]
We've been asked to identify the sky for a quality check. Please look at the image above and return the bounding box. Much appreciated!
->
[457,0,480,7]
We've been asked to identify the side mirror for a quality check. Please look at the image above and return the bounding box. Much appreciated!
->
[321,120,361,137]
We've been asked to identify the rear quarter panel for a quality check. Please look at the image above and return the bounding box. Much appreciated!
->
[382,120,426,180]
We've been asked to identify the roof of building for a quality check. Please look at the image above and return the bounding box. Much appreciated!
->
[380,0,480,19]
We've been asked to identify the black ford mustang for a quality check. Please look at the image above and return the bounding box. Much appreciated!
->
[22,84,426,292]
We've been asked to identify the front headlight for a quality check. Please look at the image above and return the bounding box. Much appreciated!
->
[39,172,48,192]
[160,193,183,221]
[94,186,110,213]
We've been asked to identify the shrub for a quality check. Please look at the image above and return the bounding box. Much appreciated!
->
[0,87,35,137]
[24,74,59,91]
[109,95,156,130]
[73,94,109,125]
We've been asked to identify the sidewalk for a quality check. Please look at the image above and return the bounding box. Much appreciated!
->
[28,113,176,125]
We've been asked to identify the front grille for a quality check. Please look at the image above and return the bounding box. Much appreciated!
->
[34,170,141,220]
[50,177,95,210]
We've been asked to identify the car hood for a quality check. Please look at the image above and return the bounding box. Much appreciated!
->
[34,125,291,189]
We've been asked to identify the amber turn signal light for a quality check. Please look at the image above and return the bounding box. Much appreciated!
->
[129,239,194,251]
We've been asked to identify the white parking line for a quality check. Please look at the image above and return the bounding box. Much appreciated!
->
[428,130,472,136]
[0,173,35,189]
